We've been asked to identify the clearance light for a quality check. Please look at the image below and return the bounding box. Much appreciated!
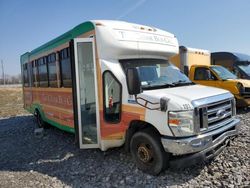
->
[95,22,104,26]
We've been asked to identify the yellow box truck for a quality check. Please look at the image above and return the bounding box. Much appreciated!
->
[170,46,210,75]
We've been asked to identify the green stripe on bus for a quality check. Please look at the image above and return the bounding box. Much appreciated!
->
[29,103,75,134]
[46,118,75,133]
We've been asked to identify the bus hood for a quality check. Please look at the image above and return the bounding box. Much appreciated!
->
[138,84,232,110]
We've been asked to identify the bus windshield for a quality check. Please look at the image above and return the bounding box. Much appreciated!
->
[238,64,250,76]
[211,66,237,80]
[120,59,193,90]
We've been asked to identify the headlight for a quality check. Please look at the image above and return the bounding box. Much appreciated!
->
[236,83,244,94]
[168,110,195,136]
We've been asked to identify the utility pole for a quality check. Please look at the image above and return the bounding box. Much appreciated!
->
[1,59,5,85]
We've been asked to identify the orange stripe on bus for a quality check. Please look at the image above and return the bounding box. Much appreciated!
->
[42,104,73,113]
[122,104,145,115]
[100,110,144,140]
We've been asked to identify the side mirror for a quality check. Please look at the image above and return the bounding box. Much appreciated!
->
[126,68,142,95]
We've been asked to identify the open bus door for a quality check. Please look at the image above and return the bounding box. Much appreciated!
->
[73,38,100,149]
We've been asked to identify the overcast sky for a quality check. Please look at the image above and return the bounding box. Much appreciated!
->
[0,0,249,75]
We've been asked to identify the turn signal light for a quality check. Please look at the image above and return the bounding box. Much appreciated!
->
[168,119,180,126]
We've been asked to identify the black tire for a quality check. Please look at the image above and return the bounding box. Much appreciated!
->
[130,128,169,175]
[35,110,48,128]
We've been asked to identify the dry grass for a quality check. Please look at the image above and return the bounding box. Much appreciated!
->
[0,87,29,117]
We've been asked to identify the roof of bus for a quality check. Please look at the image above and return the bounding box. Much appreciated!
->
[232,52,250,61]
[211,52,250,62]
[93,20,174,36]
[21,20,176,63]
[21,21,95,62]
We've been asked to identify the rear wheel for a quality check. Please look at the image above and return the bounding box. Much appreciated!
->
[130,128,169,175]
[35,110,48,128]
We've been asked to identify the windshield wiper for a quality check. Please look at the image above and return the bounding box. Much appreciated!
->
[171,80,194,86]
[142,83,175,90]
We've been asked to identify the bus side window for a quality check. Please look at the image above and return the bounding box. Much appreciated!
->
[60,48,72,87]
[38,57,49,87]
[23,63,29,87]
[32,60,38,87]
[48,53,57,87]
[103,71,122,123]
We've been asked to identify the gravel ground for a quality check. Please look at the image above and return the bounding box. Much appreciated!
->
[0,111,249,188]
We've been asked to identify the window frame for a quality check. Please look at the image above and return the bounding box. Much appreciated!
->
[102,70,122,124]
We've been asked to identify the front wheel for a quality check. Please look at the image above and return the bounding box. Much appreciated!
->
[130,128,169,175]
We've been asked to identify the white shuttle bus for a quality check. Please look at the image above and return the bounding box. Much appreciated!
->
[21,20,240,175]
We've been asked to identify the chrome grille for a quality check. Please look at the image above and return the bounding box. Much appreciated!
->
[242,87,250,98]
[199,99,233,132]
[244,87,250,93]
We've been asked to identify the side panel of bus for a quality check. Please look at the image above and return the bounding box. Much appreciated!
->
[21,23,147,150]
[21,30,95,133]
[22,43,75,132]
[73,34,146,150]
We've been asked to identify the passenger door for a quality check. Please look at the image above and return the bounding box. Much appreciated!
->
[74,38,100,149]
[193,67,219,88]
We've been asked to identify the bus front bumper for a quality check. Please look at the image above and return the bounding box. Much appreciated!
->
[161,118,240,167]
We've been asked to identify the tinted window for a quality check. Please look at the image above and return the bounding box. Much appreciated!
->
[237,65,250,76]
[38,57,48,87]
[32,61,38,87]
[103,71,122,123]
[60,48,72,87]
[23,63,29,87]
[48,53,57,87]
[194,67,216,80]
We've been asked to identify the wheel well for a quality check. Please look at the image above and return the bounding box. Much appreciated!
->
[124,120,161,152]
[34,108,40,116]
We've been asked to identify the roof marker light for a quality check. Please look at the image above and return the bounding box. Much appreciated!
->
[95,23,104,26]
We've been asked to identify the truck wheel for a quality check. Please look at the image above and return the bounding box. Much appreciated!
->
[35,110,47,128]
[130,128,168,175]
